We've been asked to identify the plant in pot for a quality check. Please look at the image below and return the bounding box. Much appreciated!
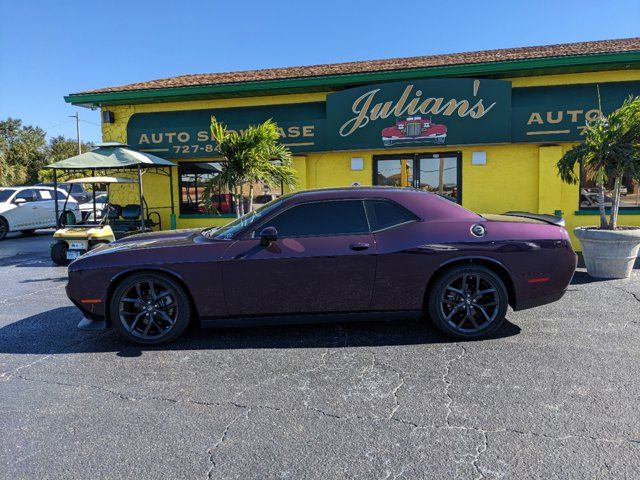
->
[557,95,640,279]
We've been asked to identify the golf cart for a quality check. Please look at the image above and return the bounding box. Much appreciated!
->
[51,176,143,265]
[46,143,177,266]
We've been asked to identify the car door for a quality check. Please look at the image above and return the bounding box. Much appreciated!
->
[10,189,40,229]
[35,189,57,226]
[221,199,377,317]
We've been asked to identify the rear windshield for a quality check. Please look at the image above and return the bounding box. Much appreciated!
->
[0,189,16,202]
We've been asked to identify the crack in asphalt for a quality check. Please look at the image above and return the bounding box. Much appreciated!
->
[205,408,250,479]
[612,286,640,328]
[0,331,106,381]
[471,429,488,480]
[614,286,640,304]
[442,343,467,427]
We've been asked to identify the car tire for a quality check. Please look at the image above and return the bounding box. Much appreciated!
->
[20,229,36,235]
[109,272,191,345]
[0,217,8,241]
[51,241,70,266]
[427,265,508,339]
[59,210,75,227]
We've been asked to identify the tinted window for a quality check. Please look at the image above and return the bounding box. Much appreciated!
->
[365,199,418,231]
[53,190,67,200]
[260,200,369,237]
[14,189,37,202]
[70,184,84,194]
[0,189,16,202]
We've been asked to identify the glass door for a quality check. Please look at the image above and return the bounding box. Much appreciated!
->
[374,158,413,187]
[373,152,461,202]
[416,155,459,201]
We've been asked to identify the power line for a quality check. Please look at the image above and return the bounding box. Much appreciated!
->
[79,119,102,127]
[44,119,75,130]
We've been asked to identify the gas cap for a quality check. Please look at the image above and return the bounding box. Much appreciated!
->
[470,224,486,237]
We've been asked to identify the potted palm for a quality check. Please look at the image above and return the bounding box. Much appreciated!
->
[557,96,640,279]
[206,117,297,217]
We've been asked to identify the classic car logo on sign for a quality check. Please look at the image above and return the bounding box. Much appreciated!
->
[381,116,447,147]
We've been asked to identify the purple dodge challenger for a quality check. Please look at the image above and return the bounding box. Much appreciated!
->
[66,187,577,345]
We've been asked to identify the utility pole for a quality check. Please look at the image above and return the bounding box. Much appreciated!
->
[69,112,81,154]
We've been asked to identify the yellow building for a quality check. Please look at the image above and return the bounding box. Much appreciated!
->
[65,38,640,249]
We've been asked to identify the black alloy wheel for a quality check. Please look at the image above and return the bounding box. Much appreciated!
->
[428,265,508,339]
[110,273,191,345]
[0,217,8,241]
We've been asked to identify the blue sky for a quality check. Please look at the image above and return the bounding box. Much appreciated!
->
[1,0,638,143]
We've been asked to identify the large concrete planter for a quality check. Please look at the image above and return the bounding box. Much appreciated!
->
[574,227,640,279]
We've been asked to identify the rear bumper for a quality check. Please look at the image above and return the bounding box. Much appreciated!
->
[514,290,567,311]
[512,241,577,311]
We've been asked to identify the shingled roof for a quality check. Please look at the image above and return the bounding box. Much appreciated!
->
[79,37,640,95]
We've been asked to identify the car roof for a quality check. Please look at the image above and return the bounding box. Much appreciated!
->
[281,187,480,221]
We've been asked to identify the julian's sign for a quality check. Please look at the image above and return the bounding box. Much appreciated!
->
[326,78,512,150]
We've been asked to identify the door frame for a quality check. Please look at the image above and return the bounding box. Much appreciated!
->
[372,151,463,204]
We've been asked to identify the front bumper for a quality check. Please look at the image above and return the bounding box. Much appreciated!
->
[66,269,109,321]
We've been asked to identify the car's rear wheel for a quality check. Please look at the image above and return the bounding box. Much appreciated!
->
[428,265,508,339]
[110,272,191,345]
[51,241,70,266]
[0,217,8,241]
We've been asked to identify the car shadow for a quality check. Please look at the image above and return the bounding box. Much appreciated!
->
[570,271,611,285]
[0,306,521,357]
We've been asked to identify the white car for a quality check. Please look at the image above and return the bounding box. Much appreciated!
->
[79,192,108,222]
[0,186,80,240]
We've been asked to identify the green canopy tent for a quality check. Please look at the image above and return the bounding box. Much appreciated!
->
[46,142,177,231]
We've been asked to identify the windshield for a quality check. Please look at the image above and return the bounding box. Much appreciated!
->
[202,198,284,240]
[0,189,16,202]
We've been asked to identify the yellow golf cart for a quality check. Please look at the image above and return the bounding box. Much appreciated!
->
[46,143,177,265]
[51,176,138,265]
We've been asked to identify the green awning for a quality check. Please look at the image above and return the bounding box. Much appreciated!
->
[46,142,176,170]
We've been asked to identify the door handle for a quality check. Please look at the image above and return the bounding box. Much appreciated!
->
[349,242,370,251]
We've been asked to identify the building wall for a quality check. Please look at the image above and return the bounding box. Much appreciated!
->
[102,69,640,249]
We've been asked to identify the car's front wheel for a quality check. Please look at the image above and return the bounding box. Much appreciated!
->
[0,217,8,241]
[109,272,191,345]
[428,265,508,339]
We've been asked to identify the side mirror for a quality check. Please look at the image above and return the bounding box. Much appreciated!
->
[259,226,278,247]
[13,198,26,205]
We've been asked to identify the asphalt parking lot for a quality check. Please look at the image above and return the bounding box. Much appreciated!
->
[0,232,639,479]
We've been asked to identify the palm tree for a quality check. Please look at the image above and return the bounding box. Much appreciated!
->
[557,96,640,230]
[207,117,297,217]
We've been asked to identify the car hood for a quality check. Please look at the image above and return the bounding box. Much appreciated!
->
[114,228,202,246]
[83,228,202,258]
[0,203,13,214]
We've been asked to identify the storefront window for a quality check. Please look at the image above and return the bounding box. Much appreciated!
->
[178,162,283,216]
[373,153,461,202]
[579,166,640,209]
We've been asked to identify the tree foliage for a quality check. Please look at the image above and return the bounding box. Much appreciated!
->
[0,119,93,185]
[206,116,297,217]
[557,96,640,229]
